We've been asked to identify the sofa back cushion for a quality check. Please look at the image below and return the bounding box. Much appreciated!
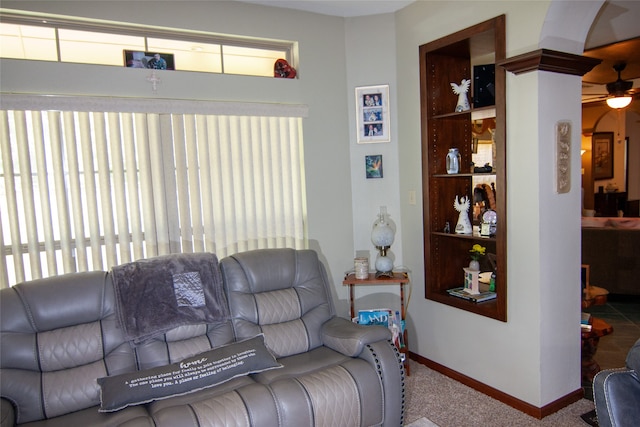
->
[134,321,235,370]
[221,249,334,358]
[0,272,136,423]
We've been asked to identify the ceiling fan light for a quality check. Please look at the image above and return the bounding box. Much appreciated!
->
[606,96,632,109]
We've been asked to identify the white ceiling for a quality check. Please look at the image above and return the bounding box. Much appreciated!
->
[237,0,640,101]
[237,0,416,17]
[237,0,638,46]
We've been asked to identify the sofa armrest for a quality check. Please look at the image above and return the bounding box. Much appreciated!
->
[321,316,391,357]
[322,317,405,426]
[1,398,15,427]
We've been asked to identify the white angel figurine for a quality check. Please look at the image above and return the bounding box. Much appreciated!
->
[453,195,472,234]
[450,79,471,112]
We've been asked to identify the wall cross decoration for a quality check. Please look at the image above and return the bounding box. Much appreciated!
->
[147,71,161,93]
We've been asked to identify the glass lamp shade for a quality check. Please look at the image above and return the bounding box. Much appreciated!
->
[371,206,396,274]
[606,96,632,109]
[375,254,394,273]
[371,222,395,248]
[371,206,396,248]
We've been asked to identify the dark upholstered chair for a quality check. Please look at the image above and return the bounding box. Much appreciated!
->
[593,338,640,427]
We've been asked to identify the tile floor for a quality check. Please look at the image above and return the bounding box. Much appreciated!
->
[582,295,640,399]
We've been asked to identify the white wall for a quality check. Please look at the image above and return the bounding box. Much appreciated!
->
[393,0,602,407]
[0,0,356,314]
[1,0,612,410]
[593,109,640,200]
[344,14,405,313]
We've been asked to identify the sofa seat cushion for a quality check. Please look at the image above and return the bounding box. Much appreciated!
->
[267,358,384,427]
[14,404,153,427]
[251,346,351,384]
[150,382,279,427]
[146,376,254,413]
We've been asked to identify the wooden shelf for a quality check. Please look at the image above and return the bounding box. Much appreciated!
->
[432,173,497,178]
[431,231,497,242]
[420,15,507,322]
[431,106,496,120]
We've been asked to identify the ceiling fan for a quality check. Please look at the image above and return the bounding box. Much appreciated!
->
[582,62,640,107]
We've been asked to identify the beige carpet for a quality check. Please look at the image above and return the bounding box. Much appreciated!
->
[404,360,595,426]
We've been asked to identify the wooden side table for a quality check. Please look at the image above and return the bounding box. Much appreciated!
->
[342,272,410,375]
[581,317,614,383]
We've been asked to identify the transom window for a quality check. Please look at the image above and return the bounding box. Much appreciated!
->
[0,9,296,77]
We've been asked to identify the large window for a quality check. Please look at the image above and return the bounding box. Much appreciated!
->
[0,95,308,288]
[0,9,296,77]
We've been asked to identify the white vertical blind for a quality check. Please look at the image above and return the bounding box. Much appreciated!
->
[0,96,308,288]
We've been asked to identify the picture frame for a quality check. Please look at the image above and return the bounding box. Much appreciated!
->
[593,132,614,180]
[124,50,175,70]
[355,85,390,143]
[365,155,383,179]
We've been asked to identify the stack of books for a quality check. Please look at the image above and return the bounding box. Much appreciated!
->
[356,309,405,349]
[581,312,592,332]
[357,309,393,327]
[447,286,496,303]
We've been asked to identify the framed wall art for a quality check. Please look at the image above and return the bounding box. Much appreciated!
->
[365,155,383,178]
[124,50,175,70]
[593,132,614,180]
[355,84,390,143]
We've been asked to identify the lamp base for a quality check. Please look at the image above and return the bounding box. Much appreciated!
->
[375,270,394,279]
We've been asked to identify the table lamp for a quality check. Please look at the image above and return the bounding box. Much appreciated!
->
[371,206,396,278]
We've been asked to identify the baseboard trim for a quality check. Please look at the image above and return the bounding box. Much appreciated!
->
[408,351,584,419]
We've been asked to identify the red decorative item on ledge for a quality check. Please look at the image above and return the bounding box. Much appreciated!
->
[274,58,296,78]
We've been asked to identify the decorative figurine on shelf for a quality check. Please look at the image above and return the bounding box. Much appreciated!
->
[463,268,481,295]
[463,244,485,295]
[480,209,497,237]
[473,182,495,223]
[450,79,471,112]
[274,58,297,78]
[453,195,472,235]
[371,206,396,278]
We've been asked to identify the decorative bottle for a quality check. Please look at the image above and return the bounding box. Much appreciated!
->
[446,148,461,174]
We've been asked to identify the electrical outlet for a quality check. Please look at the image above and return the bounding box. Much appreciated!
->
[408,190,416,205]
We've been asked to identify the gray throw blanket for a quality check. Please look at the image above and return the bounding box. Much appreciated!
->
[111,253,230,345]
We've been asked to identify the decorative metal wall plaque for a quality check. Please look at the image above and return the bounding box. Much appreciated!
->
[556,121,571,194]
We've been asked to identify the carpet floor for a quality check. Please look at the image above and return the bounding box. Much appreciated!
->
[404,360,595,426]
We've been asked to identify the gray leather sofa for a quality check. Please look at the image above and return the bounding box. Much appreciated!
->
[1,249,405,426]
[593,337,640,427]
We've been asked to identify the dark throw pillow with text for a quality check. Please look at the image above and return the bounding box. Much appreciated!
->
[98,334,281,412]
